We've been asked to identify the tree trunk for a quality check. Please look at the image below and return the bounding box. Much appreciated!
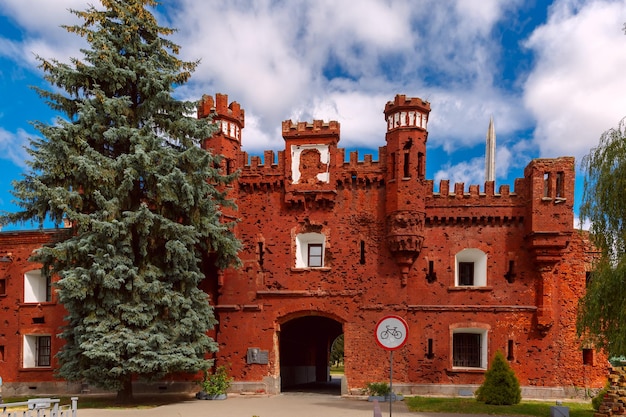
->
[116,375,133,403]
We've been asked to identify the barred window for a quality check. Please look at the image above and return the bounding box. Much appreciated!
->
[453,333,481,368]
[24,335,51,368]
[37,336,51,367]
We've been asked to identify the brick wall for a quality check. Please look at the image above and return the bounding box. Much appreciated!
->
[204,93,607,396]
[0,231,68,391]
[0,93,608,398]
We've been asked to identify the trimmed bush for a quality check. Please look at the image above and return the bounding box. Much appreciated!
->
[475,350,521,405]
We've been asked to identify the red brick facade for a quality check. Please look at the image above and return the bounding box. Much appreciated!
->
[0,231,70,393]
[0,93,608,398]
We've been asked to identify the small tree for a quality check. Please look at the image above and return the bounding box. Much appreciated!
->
[475,351,521,405]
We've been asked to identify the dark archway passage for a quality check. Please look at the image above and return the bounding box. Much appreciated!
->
[279,315,343,393]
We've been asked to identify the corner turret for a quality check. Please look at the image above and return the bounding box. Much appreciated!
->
[198,93,245,227]
[383,95,431,285]
[198,93,245,142]
[198,93,245,177]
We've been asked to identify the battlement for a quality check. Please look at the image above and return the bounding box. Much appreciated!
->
[198,93,245,123]
[384,94,431,113]
[339,148,385,169]
[282,120,340,140]
[384,95,431,132]
[238,148,384,179]
[429,178,524,199]
[235,143,565,209]
[240,150,283,171]
[199,93,245,143]
[199,92,573,222]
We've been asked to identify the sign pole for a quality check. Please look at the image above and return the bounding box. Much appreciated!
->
[374,316,408,417]
[389,350,393,417]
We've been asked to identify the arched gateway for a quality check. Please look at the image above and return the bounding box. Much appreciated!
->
[279,315,343,392]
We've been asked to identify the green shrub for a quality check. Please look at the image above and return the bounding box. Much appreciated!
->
[365,382,391,396]
[592,381,610,411]
[475,351,521,405]
[200,365,233,395]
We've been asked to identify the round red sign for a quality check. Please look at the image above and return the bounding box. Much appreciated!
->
[375,315,409,351]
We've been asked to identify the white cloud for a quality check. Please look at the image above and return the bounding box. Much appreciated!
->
[575,214,591,230]
[433,156,485,190]
[0,0,91,67]
[1,0,525,136]
[0,128,32,168]
[523,0,626,161]
[0,37,26,63]
[2,0,596,189]
[166,0,528,157]
[0,0,93,33]
[427,88,532,153]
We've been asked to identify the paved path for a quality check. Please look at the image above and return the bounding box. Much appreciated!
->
[78,393,416,417]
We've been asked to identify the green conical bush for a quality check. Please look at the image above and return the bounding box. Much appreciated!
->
[475,350,521,405]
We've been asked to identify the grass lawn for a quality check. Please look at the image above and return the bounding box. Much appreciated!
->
[406,396,595,417]
[330,365,344,374]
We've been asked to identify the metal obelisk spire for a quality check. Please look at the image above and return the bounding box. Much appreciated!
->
[485,116,496,183]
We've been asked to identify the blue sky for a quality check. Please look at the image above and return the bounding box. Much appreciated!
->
[1,0,626,231]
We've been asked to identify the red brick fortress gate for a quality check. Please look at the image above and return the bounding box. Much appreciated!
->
[202,93,608,398]
[0,93,609,398]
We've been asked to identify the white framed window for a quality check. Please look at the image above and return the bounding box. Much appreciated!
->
[24,269,51,303]
[452,328,488,369]
[455,249,487,286]
[23,335,51,368]
[295,233,325,268]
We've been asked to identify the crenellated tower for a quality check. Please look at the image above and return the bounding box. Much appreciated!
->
[383,95,431,285]
[197,93,245,176]
[282,120,340,207]
[197,93,245,216]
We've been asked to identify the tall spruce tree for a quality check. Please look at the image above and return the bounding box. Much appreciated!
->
[577,118,626,357]
[1,0,240,401]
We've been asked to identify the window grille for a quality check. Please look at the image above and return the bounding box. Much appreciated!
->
[36,336,51,367]
[453,333,481,367]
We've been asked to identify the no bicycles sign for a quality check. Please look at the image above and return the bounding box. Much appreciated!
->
[375,315,409,351]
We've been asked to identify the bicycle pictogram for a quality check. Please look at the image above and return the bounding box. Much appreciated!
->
[380,325,403,340]
[375,315,408,351]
